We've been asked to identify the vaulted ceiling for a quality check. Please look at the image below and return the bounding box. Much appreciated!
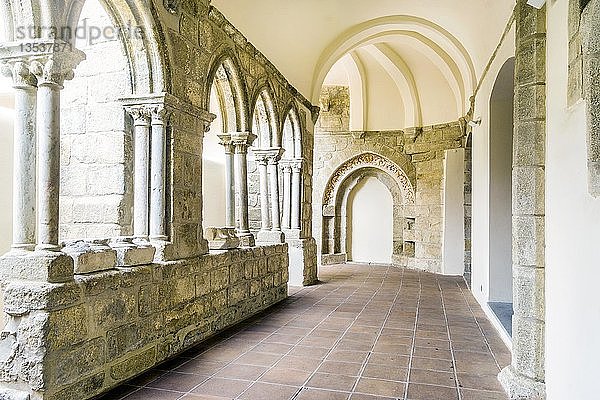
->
[211,0,515,129]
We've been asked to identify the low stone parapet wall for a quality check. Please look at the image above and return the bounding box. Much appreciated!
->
[0,244,289,400]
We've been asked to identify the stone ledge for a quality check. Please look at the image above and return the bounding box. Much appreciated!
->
[62,240,117,275]
[0,251,74,283]
[109,238,156,267]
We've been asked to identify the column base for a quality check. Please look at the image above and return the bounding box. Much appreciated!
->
[0,250,74,283]
[205,227,240,250]
[152,239,209,262]
[256,230,285,244]
[10,244,36,252]
[110,238,156,267]
[499,365,546,400]
[287,237,318,286]
[62,240,117,275]
[238,233,255,247]
[321,253,347,265]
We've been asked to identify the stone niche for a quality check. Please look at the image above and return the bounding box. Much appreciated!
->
[0,245,289,400]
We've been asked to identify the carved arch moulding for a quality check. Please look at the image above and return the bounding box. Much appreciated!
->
[322,152,416,210]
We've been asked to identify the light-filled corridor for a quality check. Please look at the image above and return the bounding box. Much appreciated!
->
[98,264,510,400]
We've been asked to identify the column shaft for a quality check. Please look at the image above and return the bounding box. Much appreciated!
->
[133,115,151,238]
[282,164,292,229]
[12,83,37,250]
[291,161,302,230]
[268,160,282,231]
[150,109,168,241]
[258,160,271,231]
[36,83,61,250]
[235,148,250,234]
[224,149,235,228]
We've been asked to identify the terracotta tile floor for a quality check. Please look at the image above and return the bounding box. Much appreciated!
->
[98,264,510,400]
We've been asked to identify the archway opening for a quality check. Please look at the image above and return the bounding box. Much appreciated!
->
[347,176,393,264]
[489,57,515,336]
[60,0,133,240]
[202,81,227,228]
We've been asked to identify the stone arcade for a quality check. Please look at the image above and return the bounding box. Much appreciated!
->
[0,0,598,399]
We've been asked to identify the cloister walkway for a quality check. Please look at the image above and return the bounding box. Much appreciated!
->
[98,264,510,400]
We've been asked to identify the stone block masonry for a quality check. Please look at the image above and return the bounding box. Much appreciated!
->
[0,244,289,400]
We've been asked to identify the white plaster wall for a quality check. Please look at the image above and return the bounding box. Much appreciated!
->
[0,87,14,255]
[347,177,393,263]
[443,148,465,275]
[545,1,600,398]
[470,26,515,305]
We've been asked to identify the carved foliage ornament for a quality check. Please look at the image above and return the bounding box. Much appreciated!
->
[323,153,415,205]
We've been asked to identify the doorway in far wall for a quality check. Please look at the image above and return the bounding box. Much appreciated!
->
[347,176,393,264]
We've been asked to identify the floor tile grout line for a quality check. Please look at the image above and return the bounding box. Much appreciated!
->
[163,267,355,399]
[113,266,508,400]
[455,280,504,371]
[290,266,397,399]
[402,270,423,400]
[436,277,462,400]
[349,265,405,394]
[232,266,375,400]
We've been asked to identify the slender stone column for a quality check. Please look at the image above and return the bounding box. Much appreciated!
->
[281,161,292,230]
[126,106,151,239]
[232,132,257,246]
[291,159,303,230]
[218,134,236,228]
[257,157,271,232]
[268,152,283,232]
[2,61,37,251]
[29,51,83,251]
[150,105,171,241]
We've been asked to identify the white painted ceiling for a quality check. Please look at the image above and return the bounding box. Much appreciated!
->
[211,0,515,129]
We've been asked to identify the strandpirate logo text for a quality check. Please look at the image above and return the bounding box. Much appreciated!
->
[15,19,145,52]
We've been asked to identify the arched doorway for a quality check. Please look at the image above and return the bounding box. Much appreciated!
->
[347,176,393,263]
[489,57,515,336]
[321,153,414,266]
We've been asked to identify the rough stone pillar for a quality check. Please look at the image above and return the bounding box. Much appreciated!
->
[126,106,151,239]
[218,134,236,228]
[1,61,37,252]
[232,132,257,247]
[291,159,303,230]
[498,2,547,399]
[281,160,292,229]
[149,105,172,242]
[30,52,83,251]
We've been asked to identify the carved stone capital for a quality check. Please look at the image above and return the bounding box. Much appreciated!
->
[291,158,304,173]
[0,59,37,88]
[124,105,152,126]
[150,104,173,125]
[231,132,257,154]
[29,46,85,87]
[280,159,293,173]
[217,134,235,153]
[253,147,284,164]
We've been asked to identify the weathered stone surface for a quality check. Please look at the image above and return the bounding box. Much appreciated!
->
[109,238,156,267]
[0,252,74,283]
[204,227,240,250]
[62,240,117,275]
